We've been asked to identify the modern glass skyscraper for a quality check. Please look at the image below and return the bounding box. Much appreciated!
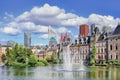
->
[24,32,31,48]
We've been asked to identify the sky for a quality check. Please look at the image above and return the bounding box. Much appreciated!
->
[0,0,120,45]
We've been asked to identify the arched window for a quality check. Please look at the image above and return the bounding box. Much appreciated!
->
[81,48,83,54]
[101,48,104,53]
[98,55,100,59]
[101,55,103,59]
[110,45,112,50]
[109,52,112,60]
[116,52,118,60]
[98,48,100,54]
[99,48,101,53]
[83,48,84,53]
[116,44,118,50]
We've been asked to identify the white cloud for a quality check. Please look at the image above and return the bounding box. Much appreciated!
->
[56,27,68,33]
[0,27,21,36]
[1,22,48,35]
[88,14,119,28]
[39,34,48,39]
[3,12,14,21]
[61,17,88,27]
[1,3,120,35]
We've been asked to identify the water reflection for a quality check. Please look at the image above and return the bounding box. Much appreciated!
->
[0,65,120,80]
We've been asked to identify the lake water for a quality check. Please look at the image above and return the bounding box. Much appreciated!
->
[0,64,120,80]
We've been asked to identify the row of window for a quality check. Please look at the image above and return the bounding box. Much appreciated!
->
[98,55,105,59]
[96,42,106,47]
[73,55,87,60]
[109,53,118,60]
[97,48,106,53]
[110,44,118,50]
[79,48,89,54]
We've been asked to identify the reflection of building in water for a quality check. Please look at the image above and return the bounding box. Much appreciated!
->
[89,67,120,80]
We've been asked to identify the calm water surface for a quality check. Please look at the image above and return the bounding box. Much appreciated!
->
[0,65,120,80]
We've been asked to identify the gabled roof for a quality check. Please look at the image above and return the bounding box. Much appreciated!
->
[113,25,120,35]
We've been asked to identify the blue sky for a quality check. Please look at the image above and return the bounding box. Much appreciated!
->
[0,0,120,45]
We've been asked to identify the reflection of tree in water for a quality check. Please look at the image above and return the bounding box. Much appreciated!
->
[13,67,33,77]
[6,67,12,76]
[89,66,120,80]
[2,66,120,80]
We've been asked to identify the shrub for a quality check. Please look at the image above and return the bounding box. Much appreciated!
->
[46,57,52,62]
[108,61,113,65]
[36,62,45,66]
[28,55,38,67]
[90,58,95,65]
[39,59,49,66]
[53,58,58,64]
[12,62,27,68]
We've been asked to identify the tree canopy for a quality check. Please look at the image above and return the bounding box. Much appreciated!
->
[2,43,48,67]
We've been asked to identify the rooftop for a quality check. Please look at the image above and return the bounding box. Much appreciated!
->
[113,25,120,35]
[49,37,57,42]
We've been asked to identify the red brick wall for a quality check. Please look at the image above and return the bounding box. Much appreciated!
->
[79,24,89,37]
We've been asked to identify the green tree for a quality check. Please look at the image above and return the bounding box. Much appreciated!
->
[51,52,58,64]
[1,54,6,63]
[28,55,38,66]
[90,46,97,65]
[2,43,48,67]
[5,47,12,65]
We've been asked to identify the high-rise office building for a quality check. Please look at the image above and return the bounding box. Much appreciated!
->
[24,32,31,48]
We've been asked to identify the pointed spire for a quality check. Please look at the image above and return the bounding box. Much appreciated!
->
[60,33,63,41]
[65,32,68,41]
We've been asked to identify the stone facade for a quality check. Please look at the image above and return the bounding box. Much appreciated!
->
[107,35,120,61]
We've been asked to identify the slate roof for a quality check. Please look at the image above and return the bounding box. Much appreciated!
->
[113,25,120,35]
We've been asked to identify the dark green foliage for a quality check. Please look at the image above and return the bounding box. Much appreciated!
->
[2,43,48,67]
[45,52,58,64]
[39,59,48,66]
[46,57,52,62]
[1,54,6,63]
[108,61,120,65]
[90,58,95,65]
[51,52,55,61]
[36,62,45,66]
[28,55,37,67]
[50,52,58,64]
[52,58,58,64]
[12,62,27,68]
[90,46,97,65]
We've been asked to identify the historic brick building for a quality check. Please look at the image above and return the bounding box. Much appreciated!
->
[107,24,120,61]
[61,24,120,63]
